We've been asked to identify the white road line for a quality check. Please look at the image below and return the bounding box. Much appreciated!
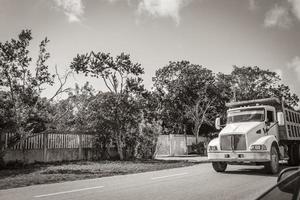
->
[151,172,188,180]
[34,186,104,198]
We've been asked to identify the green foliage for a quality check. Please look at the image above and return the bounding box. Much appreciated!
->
[0,30,56,155]
[2,30,298,163]
[70,51,159,160]
[135,120,161,159]
[0,91,15,133]
[0,30,69,164]
[153,61,220,140]
[153,63,299,144]
[224,66,299,107]
[88,92,115,159]
[70,52,144,94]
[54,83,116,159]
[190,142,206,155]
[54,82,95,132]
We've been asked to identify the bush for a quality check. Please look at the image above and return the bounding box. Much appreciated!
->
[191,142,207,156]
[135,121,161,159]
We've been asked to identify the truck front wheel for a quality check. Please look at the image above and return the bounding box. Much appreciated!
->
[212,162,227,172]
[264,144,279,174]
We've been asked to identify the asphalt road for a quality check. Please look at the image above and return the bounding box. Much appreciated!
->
[0,163,278,200]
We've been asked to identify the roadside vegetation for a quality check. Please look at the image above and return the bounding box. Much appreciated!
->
[0,160,197,189]
[0,30,299,165]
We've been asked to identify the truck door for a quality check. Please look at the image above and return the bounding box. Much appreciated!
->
[266,108,279,138]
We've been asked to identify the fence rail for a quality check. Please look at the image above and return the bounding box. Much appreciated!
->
[4,132,94,150]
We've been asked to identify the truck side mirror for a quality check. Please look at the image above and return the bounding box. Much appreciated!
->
[215,117,221,130]
[277,167,300,194]
[277,112,284,126]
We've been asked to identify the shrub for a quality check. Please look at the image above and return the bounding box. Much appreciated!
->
[191,142,207,155]
[135,121,161,159]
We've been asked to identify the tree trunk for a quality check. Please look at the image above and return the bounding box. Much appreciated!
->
[183,124,188,155]
[100,142,110,160]
[117,145,124,160]
[116,133,124,160]
[0,133,5,167]
[0,150,6,168]
[193,123,199,144]
[134,140,141,159]
[19,129,27,164]
[194,122,203,145]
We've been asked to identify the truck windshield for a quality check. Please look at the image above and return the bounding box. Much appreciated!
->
[227,108,265,124]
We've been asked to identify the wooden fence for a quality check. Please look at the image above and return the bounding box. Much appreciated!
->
[4,132,93,150]
[156,134,209,156]
[3,131,94,164]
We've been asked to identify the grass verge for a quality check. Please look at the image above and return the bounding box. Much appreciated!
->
[0,160,198,190]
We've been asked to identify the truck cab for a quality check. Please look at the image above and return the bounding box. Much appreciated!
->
[207,98,291,174]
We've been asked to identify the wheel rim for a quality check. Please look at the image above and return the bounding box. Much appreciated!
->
[271,147,278,172]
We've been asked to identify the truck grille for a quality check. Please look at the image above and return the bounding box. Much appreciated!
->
[220,134,246,150]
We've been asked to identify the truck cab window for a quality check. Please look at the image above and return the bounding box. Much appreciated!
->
[267,110,274,123]
[227,108,264,124]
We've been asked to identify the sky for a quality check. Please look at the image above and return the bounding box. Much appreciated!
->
[0,0,300,101]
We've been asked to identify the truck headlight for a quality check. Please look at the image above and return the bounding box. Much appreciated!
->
[250,144,267,151]
[209,146,218,151]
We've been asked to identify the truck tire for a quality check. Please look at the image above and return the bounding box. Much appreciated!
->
[288,144,300,166]
[264,144,279,174]
[212,162,227,172]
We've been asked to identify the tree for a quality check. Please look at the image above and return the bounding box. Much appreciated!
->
[0,30,69,164]
[135,118,162,159]
[87,92,115,159]
[70,52,146,160]
[88,91,143,160]
[184,86,218,143]
[153,61,220,142]
[54,83,117,159]
[220,66,299,107]
[214,72,234,120]
[54,82,95,132]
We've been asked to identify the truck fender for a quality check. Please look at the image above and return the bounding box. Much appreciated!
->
[208,138,220,150]
[250,135,278,151]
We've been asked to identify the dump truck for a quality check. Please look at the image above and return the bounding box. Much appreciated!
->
[207,97,300,174]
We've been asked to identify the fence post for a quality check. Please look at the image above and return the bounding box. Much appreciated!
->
[78,133,82,160]
[0,133,5,162]
[43,132,48,162]
[169,134,173,156]
[0,133,5,149]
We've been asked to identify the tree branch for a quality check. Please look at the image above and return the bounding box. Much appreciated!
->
[107,75,117,93]
[49,65,71,101]
[101,74,113,93]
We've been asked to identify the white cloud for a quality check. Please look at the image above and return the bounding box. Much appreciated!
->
[262,0,300,28]
[53,0,84,22]
[264,4,292,28]
[288,56,300,80]
[54,0,191,25]
[107,0,118,3]
[137,0,191,25]
[289,0,300,20]
[248,0,257,11]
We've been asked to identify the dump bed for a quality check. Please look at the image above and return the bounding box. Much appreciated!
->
[226,98,300,141]
[283,107,300,141]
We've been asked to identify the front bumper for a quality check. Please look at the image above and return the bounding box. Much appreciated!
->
[208,151,270,162]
